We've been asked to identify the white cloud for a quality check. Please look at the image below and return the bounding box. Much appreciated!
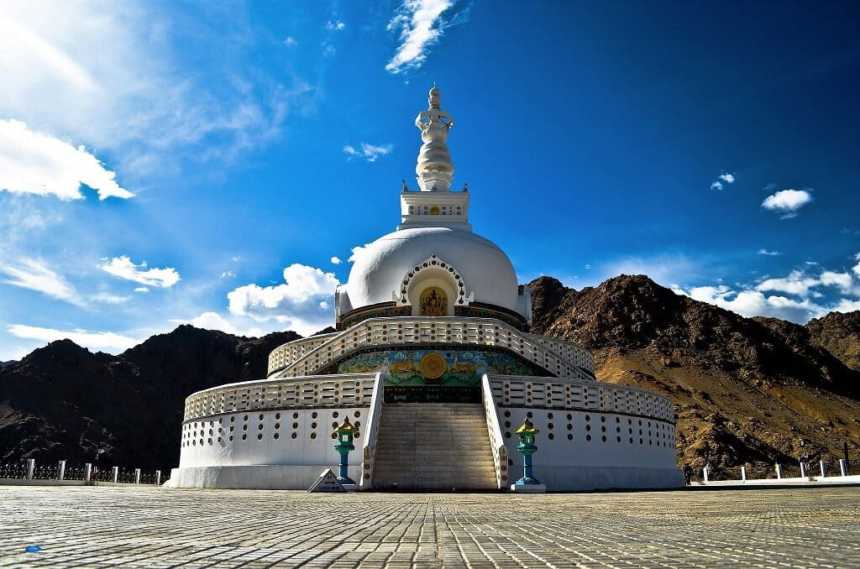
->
[343,143,393,162]
[348,243,374,264]
[757,249,782,256]
[0,258,82,305]
[819,271,854,294]
[227,263,338,335]
[0,119,133,201]
[330,256,342,265]
[99,256,180,288]
[89,292,130,305]
[761,189,813,218]
[756,270,819,296]
[283,36,298,47]
[385,0,454,74]
[833,298,860,313]
[709,172,736,191]
[7,324,139,353]
[325,20,346,31]
[220,270,236,279]
[853,253,860,278]
[677,285,825,323]
[134,287,149,293]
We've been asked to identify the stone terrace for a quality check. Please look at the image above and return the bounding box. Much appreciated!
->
[1,486,859,567]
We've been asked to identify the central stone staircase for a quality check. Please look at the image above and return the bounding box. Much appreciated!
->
[371,402,498,491]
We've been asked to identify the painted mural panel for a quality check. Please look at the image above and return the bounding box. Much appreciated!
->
[336,348,541,386]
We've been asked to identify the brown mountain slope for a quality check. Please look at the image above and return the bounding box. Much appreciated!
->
[529,275,860,472]
[807,311,860,372]
[0,326,298,468]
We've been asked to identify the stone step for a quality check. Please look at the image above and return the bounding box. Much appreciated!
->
[370,403,498,491]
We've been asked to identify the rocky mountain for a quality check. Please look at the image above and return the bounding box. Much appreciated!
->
[807,311,860,372]
[0,326,297,469]
[529,275,860,474]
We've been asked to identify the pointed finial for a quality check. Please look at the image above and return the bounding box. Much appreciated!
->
[428,84,441,110]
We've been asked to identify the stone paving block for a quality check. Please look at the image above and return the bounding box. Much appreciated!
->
[1,487,860,567]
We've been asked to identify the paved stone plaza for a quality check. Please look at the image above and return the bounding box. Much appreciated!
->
[1,486,859,568]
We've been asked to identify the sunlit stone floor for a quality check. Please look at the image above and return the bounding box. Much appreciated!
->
[1,486,859,568]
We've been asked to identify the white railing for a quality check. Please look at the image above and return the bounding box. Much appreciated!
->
[270,316,594,382]
[183,373,377,422]
[525,332,593,372]
[359,373,385,489]
[482,374,509,490]
[488,375,675,423]
[267,332,338,376]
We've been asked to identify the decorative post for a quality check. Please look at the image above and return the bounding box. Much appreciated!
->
[134,468,141,484]
[740,466,746,482]
[819,460,826,479]
[57,460,66,481]
[703,465,710,483]
[775,462,782,479]
[839,459,848,477]
[155,470,162,486]
[333,418,356,485]
[25,459,35,480]
[511,419,545,492]
[112,466,119,483]
[799,461,806,479]
[84,463,92,483]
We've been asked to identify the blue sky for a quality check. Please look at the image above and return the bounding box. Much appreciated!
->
[1,1,859,359]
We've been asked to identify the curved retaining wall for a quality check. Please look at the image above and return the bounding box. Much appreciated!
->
[170,372,680,491]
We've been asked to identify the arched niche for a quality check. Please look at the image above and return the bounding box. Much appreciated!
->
[396,255,468,316]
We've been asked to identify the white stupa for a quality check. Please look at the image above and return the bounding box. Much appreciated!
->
[167,87,683,491]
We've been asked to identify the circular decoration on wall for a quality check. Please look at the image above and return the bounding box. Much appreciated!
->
[419,352,448,380]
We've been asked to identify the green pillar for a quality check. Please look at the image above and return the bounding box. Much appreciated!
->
[333,418,356,484]
[514,419,541,486]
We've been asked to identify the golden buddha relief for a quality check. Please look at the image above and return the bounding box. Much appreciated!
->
[419,286,447,316]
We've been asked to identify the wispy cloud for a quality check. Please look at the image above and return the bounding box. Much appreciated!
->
[675,252,860,323]
[325,20,346,32]
[762,188,813,219]
[385,0,454,74]
[0,258,83,305]
[330,256,342,265]
[99,256,180,288]
[343,142,393,162]
[0,1,306,181]
[0,119,133,201]
[757,249,782,256]
[7,323,139,353]
[709,171,736,191]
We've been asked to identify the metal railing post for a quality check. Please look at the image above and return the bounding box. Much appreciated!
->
[134,468,141,484]
[775,463,782,479]
[839,459,848,477]
[740,466,746,482]
[799,461,806,478]
[155,470,162,486]
[25,458,35,480]
[819,460,826,479]
[112,466,119,483]
[57,460,66,481]
[702,465,709,483]
[84,463,92,483]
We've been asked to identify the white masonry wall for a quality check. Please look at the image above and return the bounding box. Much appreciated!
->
[169,406,368,489]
